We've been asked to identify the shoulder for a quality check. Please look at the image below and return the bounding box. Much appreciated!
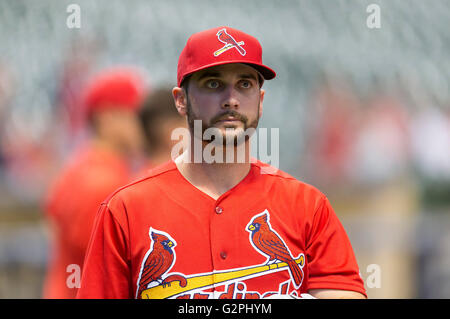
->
[103,160,178,209]
[251,159,327,204]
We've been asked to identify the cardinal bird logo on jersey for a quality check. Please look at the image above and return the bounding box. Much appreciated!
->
[214,28,246,57]
[247,210,305,289]
[136,228,177,298]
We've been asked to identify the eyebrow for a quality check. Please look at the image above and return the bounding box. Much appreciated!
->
[196,71,258,82]
[239,73,258,81]
[197,72,221,81]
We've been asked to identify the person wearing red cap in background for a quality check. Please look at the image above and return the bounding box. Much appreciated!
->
[42,66,148,298]
[77,27,366,299]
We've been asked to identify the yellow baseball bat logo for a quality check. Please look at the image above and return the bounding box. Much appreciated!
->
[141,255,304,299]
[214,41,245,57]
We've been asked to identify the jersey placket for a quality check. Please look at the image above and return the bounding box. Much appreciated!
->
[207,173,262,298]
[168,163,268,298]
[209,193,234,298]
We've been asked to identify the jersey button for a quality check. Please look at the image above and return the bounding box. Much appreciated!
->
[215,206,223,214]
[220,251,227,260]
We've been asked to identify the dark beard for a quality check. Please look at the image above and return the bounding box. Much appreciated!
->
[186,95,260,146]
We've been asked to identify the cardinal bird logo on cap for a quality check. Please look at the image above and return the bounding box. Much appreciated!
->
[214,28,246,57]
[247,210,305,289]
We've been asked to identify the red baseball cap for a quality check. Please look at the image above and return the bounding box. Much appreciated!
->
[177,26,276,87]
[82,66,149,119]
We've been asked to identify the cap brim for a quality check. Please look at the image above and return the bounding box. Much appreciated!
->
[179,60,276,87]
[243,63,276,81]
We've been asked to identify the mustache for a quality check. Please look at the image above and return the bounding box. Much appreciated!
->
[210,111,248,124]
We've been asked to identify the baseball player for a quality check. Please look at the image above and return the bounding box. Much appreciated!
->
[77,27,366,299]
[43,67,147,298]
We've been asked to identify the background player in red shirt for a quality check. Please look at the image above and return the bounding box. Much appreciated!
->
[77,27,366,299]
[42,66,148,298]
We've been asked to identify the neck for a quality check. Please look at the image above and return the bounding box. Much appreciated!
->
[91,136,126,159]
[148,148,174,167]
[174,138,252,200]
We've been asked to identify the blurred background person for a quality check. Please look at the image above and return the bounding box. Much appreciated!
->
[137,86,186,175]
[42,66,148,298]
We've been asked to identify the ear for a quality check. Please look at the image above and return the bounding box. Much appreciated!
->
[258,89,265,119]
[172,86,188,117]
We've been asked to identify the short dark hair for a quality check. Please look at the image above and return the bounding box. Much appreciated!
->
[180,74,191,92]
[139,86,182,153]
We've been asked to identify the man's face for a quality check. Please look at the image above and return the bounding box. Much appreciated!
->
[179,63,264,145]
[95,107,145,157]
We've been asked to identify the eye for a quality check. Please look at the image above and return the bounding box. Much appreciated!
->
[239,80,252,89]
[205,79,220,89]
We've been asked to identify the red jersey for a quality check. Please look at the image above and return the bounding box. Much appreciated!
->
[77,160,366,299]
[43,144,130,298]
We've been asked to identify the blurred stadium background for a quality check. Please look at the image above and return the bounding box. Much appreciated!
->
[0,0,449,298]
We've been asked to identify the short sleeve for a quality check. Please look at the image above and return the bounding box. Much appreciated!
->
[76,202,132,299]
[305,196,366,296]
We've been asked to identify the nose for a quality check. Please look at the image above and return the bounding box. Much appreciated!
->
[221,86,240,109]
